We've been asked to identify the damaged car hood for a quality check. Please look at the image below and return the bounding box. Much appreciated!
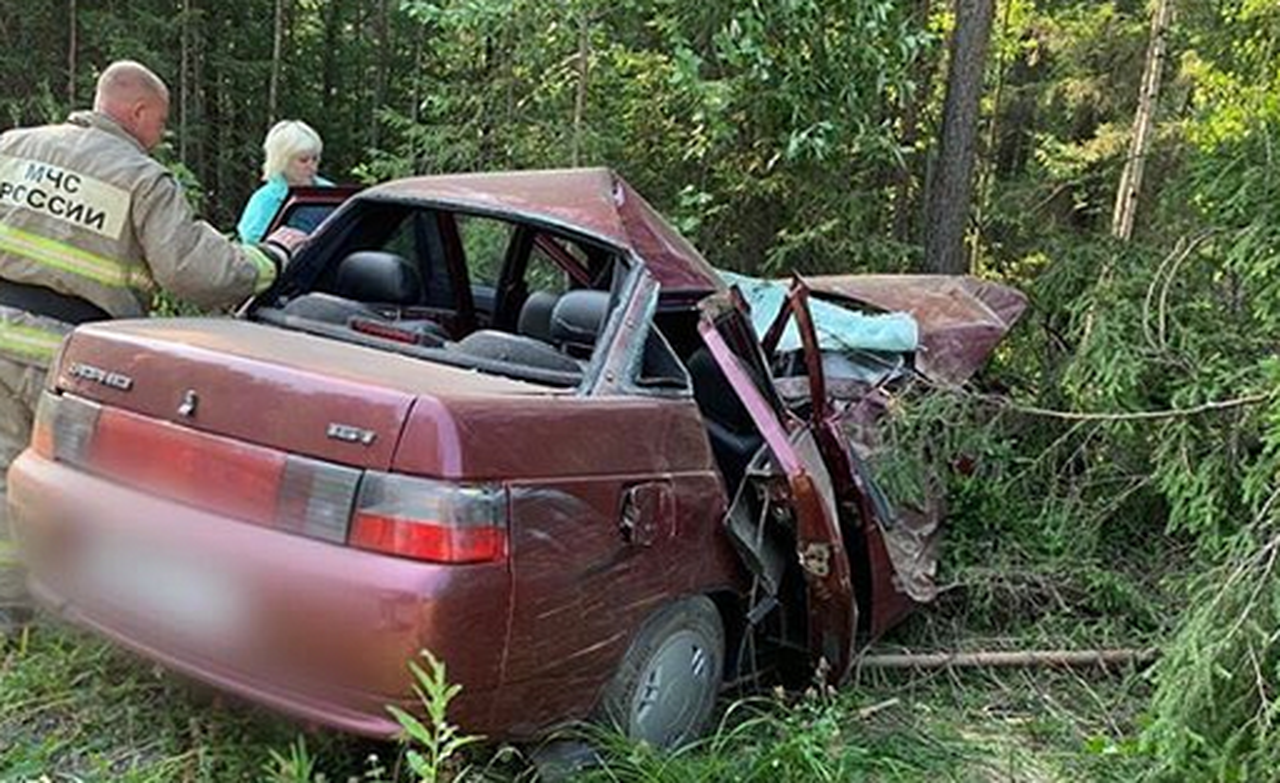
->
[805,275,1028,385]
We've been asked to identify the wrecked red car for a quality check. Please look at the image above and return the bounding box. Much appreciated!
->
[8,169,1024,747]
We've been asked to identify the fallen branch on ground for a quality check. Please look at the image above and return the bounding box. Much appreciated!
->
[857,648,1160,671]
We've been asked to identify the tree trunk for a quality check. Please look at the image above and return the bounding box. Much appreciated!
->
[1111,0,1174,241]
[268,0,286,124]
[923,0,995,275]
[179,0,190,164]
[372,0,390,150]
[858,648,1160,671]
[570,9,590,167]
[67,0,77,107]
[192,0,206,184]
[478,36,496,167]
[321,0,342,113]
[971,0,1016,259]
[411,23,424,174]
[893,0,934,244]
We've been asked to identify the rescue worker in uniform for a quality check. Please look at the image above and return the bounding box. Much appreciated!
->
[0,60,286,637]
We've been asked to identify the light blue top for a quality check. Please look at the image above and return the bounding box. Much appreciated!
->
[236,174,334,243]
[718,271,919,354]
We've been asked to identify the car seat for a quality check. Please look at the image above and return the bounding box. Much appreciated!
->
[548,290,609,358]
[333,250,423,305]
[281,251,446,344]
[517,290,561,341]
[686,347,765,496]
[453,289,611,374]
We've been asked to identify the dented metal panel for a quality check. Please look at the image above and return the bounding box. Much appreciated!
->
[805,275,1027,385]
[369,169,724,297]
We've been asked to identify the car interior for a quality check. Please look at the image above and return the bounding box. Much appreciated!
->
[253,198,828,498]
[250,200,688,392]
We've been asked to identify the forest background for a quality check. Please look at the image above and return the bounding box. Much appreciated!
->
[4,0,1280,780]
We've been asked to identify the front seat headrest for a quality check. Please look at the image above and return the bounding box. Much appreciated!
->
[518,291,561,341]
[334,251,422,305]
[550,290,611,354]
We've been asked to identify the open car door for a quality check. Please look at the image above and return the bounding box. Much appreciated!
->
[698,285,859,682]
[265,184,363,243]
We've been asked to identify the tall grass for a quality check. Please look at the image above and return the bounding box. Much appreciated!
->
[0,624,375,782]
[2,622,1151,782]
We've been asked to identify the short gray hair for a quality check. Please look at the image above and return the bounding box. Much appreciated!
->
[93,60,169,111]
[262,120,323,181]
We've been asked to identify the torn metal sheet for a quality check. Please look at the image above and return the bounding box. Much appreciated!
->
[805,275,1028,385]
[700,304,859,682]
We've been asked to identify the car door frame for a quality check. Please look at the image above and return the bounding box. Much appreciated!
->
[697,281,859,683]
[265,184,364,239]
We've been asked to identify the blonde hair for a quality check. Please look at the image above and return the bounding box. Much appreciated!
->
[261,120,322,181]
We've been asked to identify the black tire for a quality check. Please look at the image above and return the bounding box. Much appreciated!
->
[597,596,725,749]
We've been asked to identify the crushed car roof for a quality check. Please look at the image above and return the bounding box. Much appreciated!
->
[368,168,724,296]
[363,169,1025,383]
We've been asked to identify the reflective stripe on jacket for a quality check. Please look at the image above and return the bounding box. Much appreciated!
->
[0,111,275,319]
[0,305,70,369]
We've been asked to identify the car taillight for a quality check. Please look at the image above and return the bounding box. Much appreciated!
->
[32,392,361,536]
[92,406,287,524]
[350,472,508,563]
[31,391,100,464]
[276,455,362,543]
[31,394,503,564]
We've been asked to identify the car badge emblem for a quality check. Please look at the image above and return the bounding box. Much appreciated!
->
[67,362,133,391]
[177,390,198,418]
[327,423,377,446]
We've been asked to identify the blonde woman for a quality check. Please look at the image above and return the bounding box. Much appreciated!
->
[237,119,332,242]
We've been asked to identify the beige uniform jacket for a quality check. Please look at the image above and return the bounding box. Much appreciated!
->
[0,110,276,366]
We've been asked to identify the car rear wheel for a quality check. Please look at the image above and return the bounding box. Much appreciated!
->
[597,596,725,749]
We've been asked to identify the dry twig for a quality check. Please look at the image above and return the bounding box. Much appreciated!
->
[977,390,1274,422]
[858,648,1160,672]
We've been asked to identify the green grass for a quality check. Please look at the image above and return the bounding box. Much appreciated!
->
[0,623,381,782]
[567,665,1151,783]
[2,619,1154,782]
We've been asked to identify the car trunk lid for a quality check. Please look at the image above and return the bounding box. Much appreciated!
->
[52,317,548,471]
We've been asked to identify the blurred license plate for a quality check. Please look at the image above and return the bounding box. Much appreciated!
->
[79,534,245,644]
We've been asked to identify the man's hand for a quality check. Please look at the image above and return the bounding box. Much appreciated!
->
[264,226,310,255]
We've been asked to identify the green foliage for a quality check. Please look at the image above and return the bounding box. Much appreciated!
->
[574,692,973,782]
[262,736,321,783]
[388,650,483,783]
[574,673,1151,782]
[1,622,1149,781]
[1142,524,1280,782]
[377,0,929,274]
[1132,91,1280,775]
[0,625,376,781]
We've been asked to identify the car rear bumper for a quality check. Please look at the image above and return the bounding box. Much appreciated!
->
[28,575,409,737]
[8,450,511,739]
